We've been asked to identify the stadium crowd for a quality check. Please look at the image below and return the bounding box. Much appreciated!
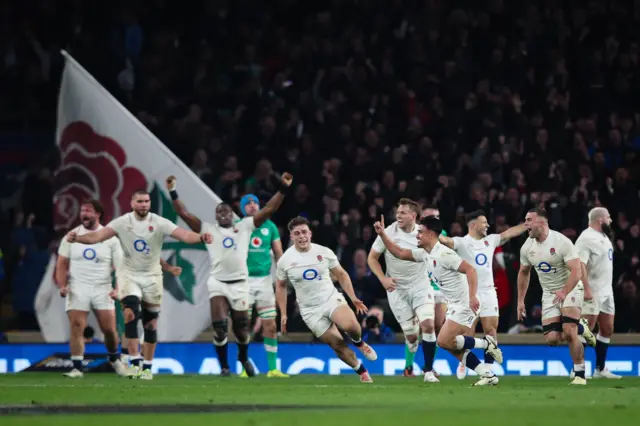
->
[1,0,640,334]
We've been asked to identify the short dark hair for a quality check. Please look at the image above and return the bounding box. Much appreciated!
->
[288,216,311,232]
[420,215,443,235]
[527,206,548,219]
[397,198,421,215]
[465,210,486,224]
[81,199,104,217]
[131,189,149,199]
[216,202,232,211]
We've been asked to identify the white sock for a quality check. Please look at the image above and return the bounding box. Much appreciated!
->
[353,361,362,372]
[596,334,611,344]
[454,335,488,350]
[422,333,436,342]
[579,336,587,344]
[574,364,585,372]
[71,355,83,361]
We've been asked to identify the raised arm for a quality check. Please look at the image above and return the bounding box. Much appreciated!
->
[166,176,203,233]
[439,234,455,249]
[499,223,527,245]
[372,216,416,261]
[70,227,116,245]
[170,227,212,245]
[253,172,293,228]
[330,264,368,315]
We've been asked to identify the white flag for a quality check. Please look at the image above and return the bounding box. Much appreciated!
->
[38,50,222,341]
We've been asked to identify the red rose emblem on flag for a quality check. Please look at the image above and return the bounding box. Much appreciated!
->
[53,121,147,232]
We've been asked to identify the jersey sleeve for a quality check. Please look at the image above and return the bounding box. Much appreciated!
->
[561,238,579,263]
[488,234,502,247]
[275,258,287,281]
[324,247,340,269]
[451,236,464,250]
[519,244,531,266]
[441,250,464,271]
[574,236,592,264]
[106,215,126,235]
[269,220,281,241]
[411,248,427,263]
[157,216,179,236]
[58,237,71,258]
[371,235,386,253]
[240,217,257,233]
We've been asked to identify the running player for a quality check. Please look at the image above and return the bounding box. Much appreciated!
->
[517,207,596,385]
[439,210,526,379]
[66,190,212,380]
[374,214,502,386]
[276,216,377,383]
[368,199,438,382]
[167,172,292,377]
[575,207,621,379]
[56,199,128,378]
[239,193,288,378]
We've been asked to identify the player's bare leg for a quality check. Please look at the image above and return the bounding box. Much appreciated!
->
[319,325,373,383]
[231,309,255,377]
[138,302,161,380]
[434,303,447,334]
[593,313,620,379]
[63,310,88,378]
[457,317,478,379]
[437,320,501,386]
[211,296,232,376]
[562,307,587,385]
[419,317,438,382]
[331,304,377,361]
[94,309,127,376]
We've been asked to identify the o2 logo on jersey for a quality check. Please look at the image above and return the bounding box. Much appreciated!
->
[133,239,151,255]
[537,261,557,274]
[302,269,321,281]
[475,253,488,266]
[608,248,613,261]
[223,237,237,250]
[82,248,99,263]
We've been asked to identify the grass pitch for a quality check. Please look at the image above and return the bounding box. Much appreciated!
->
[1,373,639,425]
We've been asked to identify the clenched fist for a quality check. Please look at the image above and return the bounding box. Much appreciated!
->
[166,175,177,191]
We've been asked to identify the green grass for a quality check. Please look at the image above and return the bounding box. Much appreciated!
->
[1,374,639,425]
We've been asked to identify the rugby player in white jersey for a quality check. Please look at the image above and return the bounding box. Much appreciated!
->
[368,199,438,382]
[56,200,127,378]
[517,207,596,385]
[439,210,526,379]
[422,205,448,335]
[374,215,503,386]
[276,216,377,383]
[575,207,621,379]
[166,172,292,377]
[66,190,212,380]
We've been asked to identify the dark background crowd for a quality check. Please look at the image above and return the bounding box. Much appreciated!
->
[1,0,639,337]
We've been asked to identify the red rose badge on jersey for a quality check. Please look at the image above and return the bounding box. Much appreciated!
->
[149,226,154,232]
[317,255,323,261]
[550,248,556,255]
[484,241,489,246]
[433,260,437,266]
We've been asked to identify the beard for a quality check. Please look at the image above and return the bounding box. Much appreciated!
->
[602,223,613,238]
[82,217,95,228]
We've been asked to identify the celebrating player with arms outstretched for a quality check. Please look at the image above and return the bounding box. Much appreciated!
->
[66,190,212,380]
[439,210,526,379]
[276,216,377,383]
[56,200,127,378]
[517,207,596,385]
[575,207,620,379]
[374,215,502,387]
[367,199,438,382]
[167,172,292,377]
[239,194,288,378]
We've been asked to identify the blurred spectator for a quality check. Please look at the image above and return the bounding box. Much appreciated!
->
[362,306,395,344]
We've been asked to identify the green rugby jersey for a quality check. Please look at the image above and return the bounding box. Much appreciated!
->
[247,219,280,277]
[430,229,448,290]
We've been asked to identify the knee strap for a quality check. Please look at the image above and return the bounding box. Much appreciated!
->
[212,319,228,343]
[121,296,141,339]
[142,306,160,326]
[143,328,157,344]
[542,322,563,335]
[233,316,250,331]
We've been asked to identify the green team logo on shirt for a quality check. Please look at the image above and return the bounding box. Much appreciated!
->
[430,229,448,291]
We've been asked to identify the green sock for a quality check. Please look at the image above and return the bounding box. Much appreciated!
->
[405,344,416,369]
[264,337,278,371]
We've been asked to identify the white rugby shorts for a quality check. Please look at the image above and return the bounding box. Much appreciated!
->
[207,277,249,312]
[542,285,584,320]
[582,292,615,316]
[388,284,435,335]
[66,284,114,312]
[300,294,348,337]
[248,275,276,318]
[119,274,163,305]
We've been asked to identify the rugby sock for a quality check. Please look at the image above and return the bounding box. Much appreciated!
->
[455,336,488,350]
[142,361,152,371]
[422,333,437,372]
[71,355,83,371]
[213,339,230,370]
[354,361,367,375]
[484,350,495,364]
[108,352,119,363]
[238,343,249,364]
[577,323,585,335]
[264,337,278,371]
[131,356,142,367]
[121,348,129,356]
[596,334,610,371]
[350,335,364,348]
[574,363,586,379]
[461,350,481,370]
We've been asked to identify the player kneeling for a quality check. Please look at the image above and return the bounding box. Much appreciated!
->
[276,217,377,383]
[374,215,502,386]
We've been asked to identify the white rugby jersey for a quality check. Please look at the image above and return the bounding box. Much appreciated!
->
[371,221,429,289]
[575,227,614,296]
[519,230,582,292]
[202,217,255,281]
[58,225,122,287]
[107,212,177,276]
[411,242,468,305]
[276,243,340,309]
[452,234,501,291]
